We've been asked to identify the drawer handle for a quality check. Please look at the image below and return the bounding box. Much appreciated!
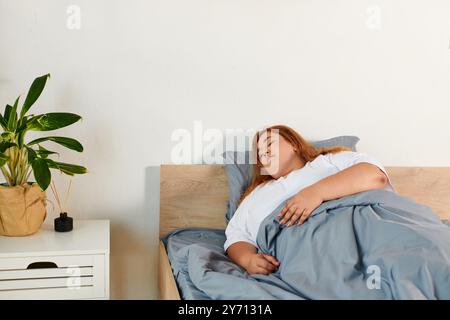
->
[27,262,58,269]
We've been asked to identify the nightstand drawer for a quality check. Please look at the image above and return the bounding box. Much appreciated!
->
[0,254,107,299]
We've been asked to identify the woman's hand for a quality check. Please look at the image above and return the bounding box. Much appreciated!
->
[244,253,280,275]
[278,186,323,226]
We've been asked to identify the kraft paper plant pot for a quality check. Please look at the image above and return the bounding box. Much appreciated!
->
[0,183,47,236]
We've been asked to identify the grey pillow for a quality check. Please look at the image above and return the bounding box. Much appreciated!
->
[222,135,360,223]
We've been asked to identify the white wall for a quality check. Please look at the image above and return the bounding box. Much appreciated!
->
[1,0,449,299]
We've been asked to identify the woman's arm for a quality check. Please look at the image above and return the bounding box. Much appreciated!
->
[311,162,388,201]
[227,242,257,269]
[278,162,388,226]
[224,200,280,275]
[227,241,280,275]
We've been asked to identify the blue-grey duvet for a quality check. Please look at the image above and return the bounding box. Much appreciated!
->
[162,228,227,299]
[163,189,450,300]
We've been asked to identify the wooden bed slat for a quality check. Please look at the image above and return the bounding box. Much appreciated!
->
[160,165,228,237]
[158,241,181,300]
[387,167,450,220]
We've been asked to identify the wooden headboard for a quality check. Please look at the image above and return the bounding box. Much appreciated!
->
[160,165,450,237]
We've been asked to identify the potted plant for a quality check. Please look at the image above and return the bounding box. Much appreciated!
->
[0,74,87,236]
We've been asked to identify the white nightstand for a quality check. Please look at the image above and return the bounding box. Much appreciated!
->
[0,219,110,300]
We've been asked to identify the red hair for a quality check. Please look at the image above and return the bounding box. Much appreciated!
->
[239,125,351,203]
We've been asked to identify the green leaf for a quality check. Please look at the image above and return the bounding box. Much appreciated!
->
[5,104,17,131]
[7,110,17,132]
[45,159,87,175]
[4,105,12,123]
[16,115,28,132]
[31,158,51,190]
[1,132,14,142]
[6,97,19,132]
[14,113,29,148]
[16,129,26,149]
[27,136,83,152]
[35,145,58,158]
[24,115,40,130]
[26,147,38,163]
[0,141,16,153]
[27,112,82,131]
[0,113,6,130]
[20,74,50,119]
[0,153,9,167]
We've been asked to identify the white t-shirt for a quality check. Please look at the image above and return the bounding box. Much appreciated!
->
[223,151,395,252]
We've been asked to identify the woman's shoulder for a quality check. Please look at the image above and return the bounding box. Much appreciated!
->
[309,152,349,165]
[251,179,276,193]
[323,150,358,162]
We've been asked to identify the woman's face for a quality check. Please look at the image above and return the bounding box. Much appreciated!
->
[257,130,298,179]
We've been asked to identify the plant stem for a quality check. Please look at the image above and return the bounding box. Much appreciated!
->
[6,148,14,184]
[16,150,23,184]
[17,148,28,185]
[24,166,32,183]
[1,166,13,186]
[6,145,21,186]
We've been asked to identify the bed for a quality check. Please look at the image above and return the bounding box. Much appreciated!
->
[158,165,450,300]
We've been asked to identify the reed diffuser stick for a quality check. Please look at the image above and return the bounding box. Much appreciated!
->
[63,180,72,213]
[50,181,63,213]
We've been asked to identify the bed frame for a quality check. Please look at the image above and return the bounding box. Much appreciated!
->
[158,165,450,299]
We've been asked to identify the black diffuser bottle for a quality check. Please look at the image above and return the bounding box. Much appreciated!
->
[54,212,73,232]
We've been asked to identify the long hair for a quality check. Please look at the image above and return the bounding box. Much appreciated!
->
[239,125,351,203]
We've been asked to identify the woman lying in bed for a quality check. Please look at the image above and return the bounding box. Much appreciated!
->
[224,124,394,275]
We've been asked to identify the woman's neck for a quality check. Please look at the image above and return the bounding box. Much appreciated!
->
[280,156,306,178]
